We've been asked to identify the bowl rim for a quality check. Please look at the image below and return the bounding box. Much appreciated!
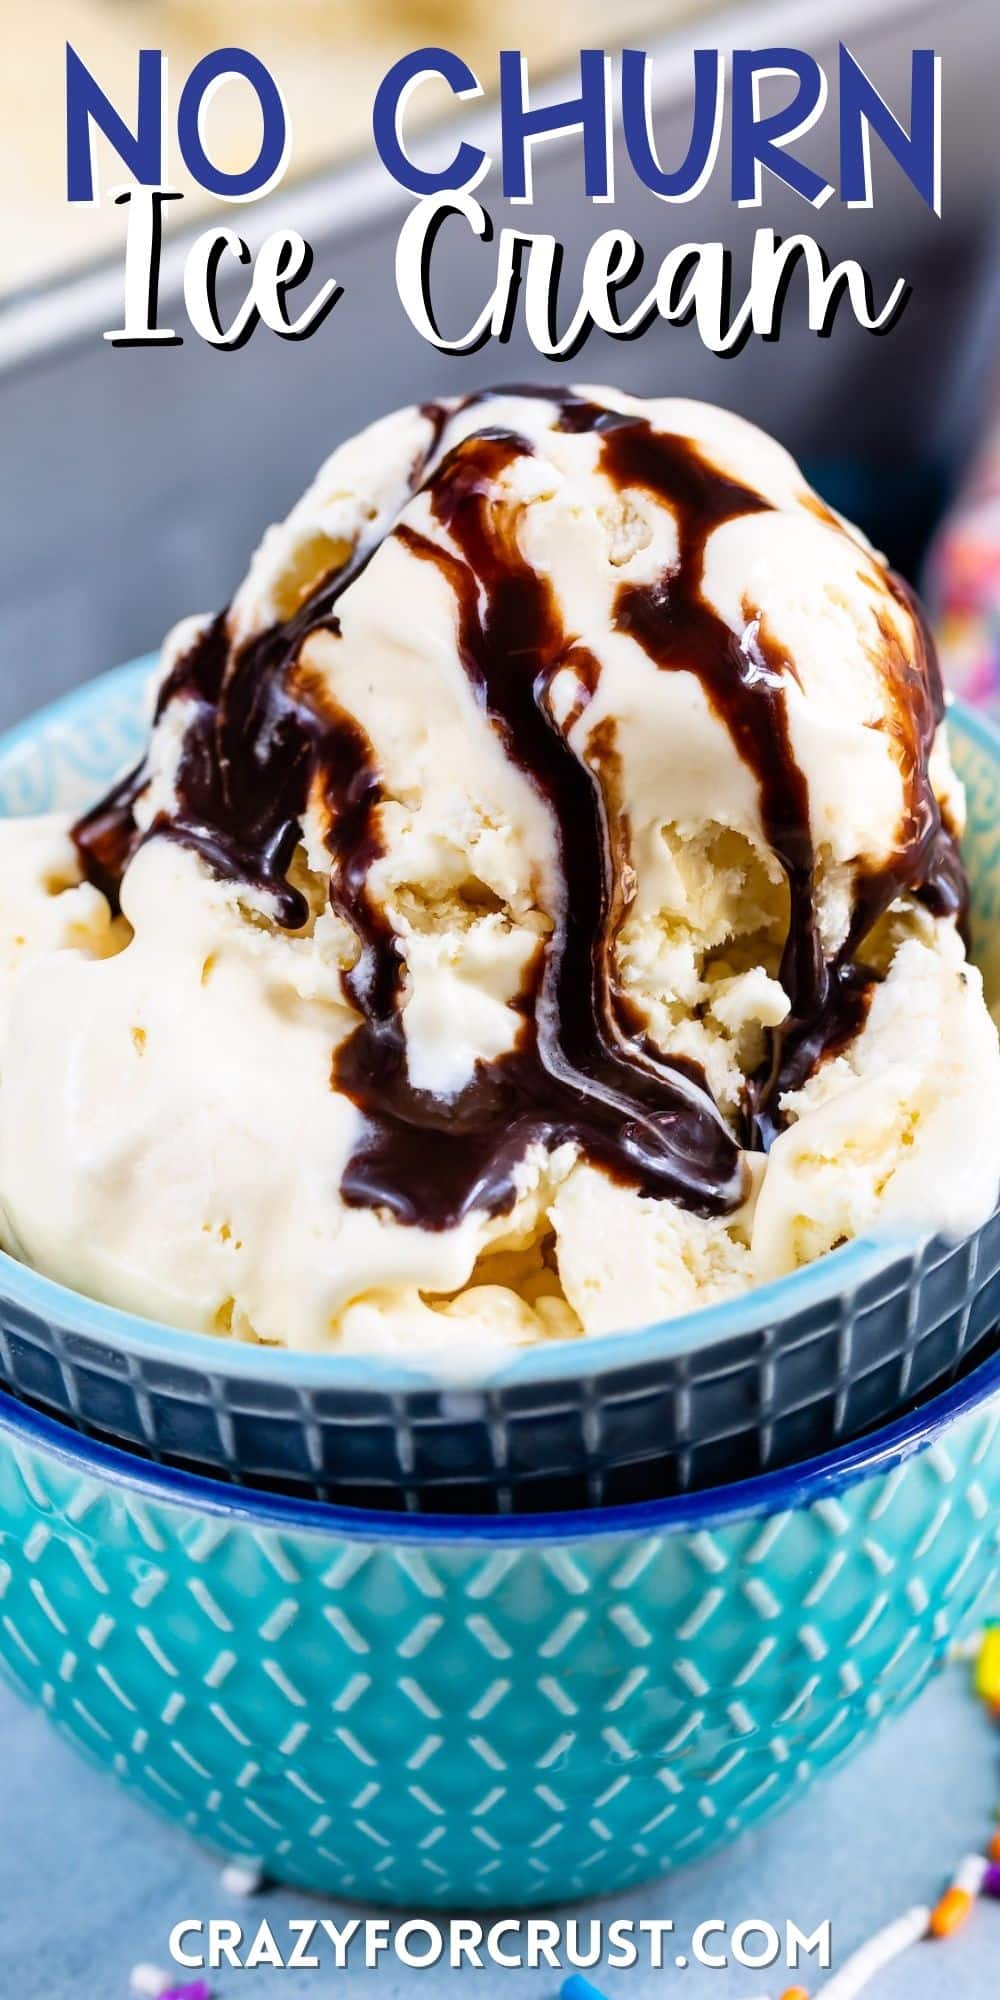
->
[0,669,998,1394]
[1,1348,997,1542]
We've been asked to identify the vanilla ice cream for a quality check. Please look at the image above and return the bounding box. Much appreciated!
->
[0,386,997,1360]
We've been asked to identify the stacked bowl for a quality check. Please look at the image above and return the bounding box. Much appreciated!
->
[0,664,997,1904]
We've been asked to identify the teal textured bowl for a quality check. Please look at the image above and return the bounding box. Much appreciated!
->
[0,1357,997,1907]
[0,668,998,1509]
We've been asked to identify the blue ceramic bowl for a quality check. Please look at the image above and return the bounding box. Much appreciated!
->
[0,1353,997,1907]
[0,668,998,1509]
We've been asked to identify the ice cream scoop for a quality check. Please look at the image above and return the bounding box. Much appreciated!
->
[0,387,996,1357]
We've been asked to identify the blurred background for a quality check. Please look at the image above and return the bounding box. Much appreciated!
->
[1,0,997,726]
[3,0,700,298]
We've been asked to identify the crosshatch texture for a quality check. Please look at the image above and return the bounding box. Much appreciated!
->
[0,1372,996,1906]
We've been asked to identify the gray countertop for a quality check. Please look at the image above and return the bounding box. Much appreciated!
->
[1,1657,997,1999]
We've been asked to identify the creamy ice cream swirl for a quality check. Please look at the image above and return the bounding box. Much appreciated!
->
[72,388,964,1237]
[0,385,992,1359]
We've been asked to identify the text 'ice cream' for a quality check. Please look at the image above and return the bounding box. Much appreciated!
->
[1,387,997,1361]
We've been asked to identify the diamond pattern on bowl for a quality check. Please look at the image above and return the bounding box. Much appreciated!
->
[0,1380,996,1906]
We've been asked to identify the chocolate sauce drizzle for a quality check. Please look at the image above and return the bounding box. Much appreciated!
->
[72,388,966,1232]
[592,417,965,1146]
[333,432,743,1224]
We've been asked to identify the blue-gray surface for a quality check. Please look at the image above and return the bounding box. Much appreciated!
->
[1,1669,997,2000]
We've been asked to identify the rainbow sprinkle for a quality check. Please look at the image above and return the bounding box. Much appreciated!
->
[975,1627,1000,1706]
[128,1973,212,2000]
[135,1630,1000,2000]
[927,435,1000,711]
[663,1622,1000,2000]
[764,1623,1000,1997]
[816,1906,931,1998]
[219,1857,265,1898]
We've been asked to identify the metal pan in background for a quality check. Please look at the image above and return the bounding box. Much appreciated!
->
[0,0,996,729]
